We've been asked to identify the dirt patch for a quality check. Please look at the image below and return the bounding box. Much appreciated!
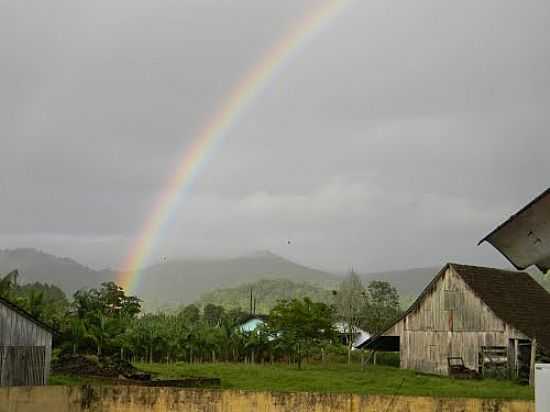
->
[52,355,151,380]
[52,355,220,388]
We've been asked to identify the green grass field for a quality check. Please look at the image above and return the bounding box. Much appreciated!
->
[131,362,533,400]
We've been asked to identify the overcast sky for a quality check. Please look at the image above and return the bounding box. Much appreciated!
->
[2,0,550,273]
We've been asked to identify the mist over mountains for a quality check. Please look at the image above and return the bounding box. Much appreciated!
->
[0,248,111,293]
[134,250,338,309]
[0,248,448,309]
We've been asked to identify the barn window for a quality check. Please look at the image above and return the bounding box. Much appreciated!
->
[443,290,462,311]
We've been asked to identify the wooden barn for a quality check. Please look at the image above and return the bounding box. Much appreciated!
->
[360,263,550,379]
[0,295,54,386]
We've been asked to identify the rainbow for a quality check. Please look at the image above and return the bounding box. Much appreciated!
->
[117,0,352,293]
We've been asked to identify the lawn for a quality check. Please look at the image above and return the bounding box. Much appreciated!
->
[48,374,88,386]
[134,362,534,400]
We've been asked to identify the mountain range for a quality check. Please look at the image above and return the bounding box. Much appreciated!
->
[7,248,538,310]
[133,250,339,309]
[0,248,111,293]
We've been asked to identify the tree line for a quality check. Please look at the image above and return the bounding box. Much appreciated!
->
[0,270,401,367]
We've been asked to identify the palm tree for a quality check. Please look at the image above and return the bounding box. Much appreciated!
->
[27,290,46,319]
[88,311,118,357]
[67,317,91,355]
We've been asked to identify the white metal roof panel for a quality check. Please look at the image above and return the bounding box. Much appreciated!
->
[480,188,550,272]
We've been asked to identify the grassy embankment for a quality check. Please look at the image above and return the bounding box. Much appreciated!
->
[119,362,533,400]
[49,359,533,400]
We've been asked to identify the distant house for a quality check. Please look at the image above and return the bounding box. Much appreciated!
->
[0,296,54,386]
[360,263,550,379]
[238,315,268,333]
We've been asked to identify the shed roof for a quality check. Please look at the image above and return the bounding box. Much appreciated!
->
[479,188,550,272]
[360,263,550,352]
[0,295,56,335]
[333,321,371,348]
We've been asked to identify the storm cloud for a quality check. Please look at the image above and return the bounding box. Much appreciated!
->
[2,0,550,272]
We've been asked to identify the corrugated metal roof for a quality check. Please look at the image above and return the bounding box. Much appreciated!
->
[479,188,550,272]
[239,318,266,333]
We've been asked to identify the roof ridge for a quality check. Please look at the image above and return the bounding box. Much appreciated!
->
[447,262,528,275]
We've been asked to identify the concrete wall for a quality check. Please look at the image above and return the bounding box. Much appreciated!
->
[0,385,535,412]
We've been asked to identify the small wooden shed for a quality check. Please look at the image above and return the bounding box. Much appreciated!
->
[0,296,54,386]
[361,263,550,379]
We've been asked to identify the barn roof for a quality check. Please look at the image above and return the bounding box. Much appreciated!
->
[0,295,56,335]
[451,263,550,351]
[479,188,550,272]
[360,263,550,352]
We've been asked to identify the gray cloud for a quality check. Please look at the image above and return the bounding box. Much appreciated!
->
[2,0,549,272]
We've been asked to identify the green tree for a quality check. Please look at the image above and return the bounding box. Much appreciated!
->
[179,304,200,324]
[334,270,367,364]
[17,282,69,325]
[97,282,141,318]
[203,303,225,326]
[69,282,141,356]
[0,270,19,300]
[0,272,67,325]
[88,311,120,356]
[361,280,401,334]
[267,297,335,368]
[243,325,271,364]
[66,317,91,355]
[26,289,46,319]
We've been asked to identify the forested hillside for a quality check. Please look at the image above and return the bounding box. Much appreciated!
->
[196,279,335,313]
[136,251,338,308]
[3,248,548,312]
